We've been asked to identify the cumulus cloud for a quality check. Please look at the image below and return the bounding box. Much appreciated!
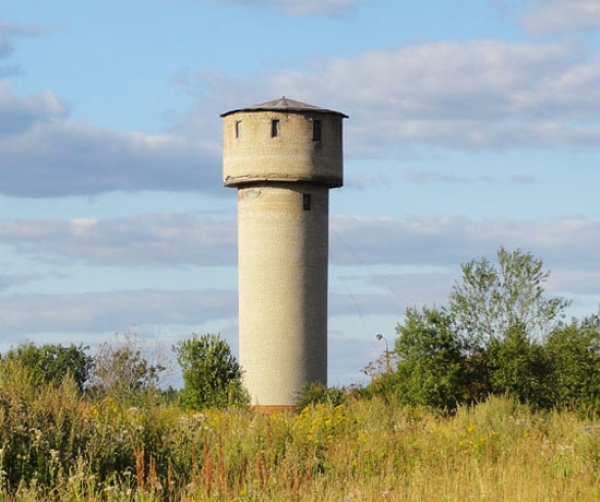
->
[1,213,598,371]
[2,212,599,280]
[185,40,600,153]
[330,215,600,272]
[0,289,237,337]
[0,115,221,197]
[0,19,221,199]
[0,214,236,267]
[523,0,600,33]
[215,0,367,16]
[0,82,68,134]
[330,215,600,330]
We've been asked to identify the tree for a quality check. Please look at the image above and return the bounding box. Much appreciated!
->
[377,248,573,409]
[392,306,467,409]
[174,333,248,410]
[90,331,167,404]
[449,247,569,351]
[545,314,600,410]
[485,324,553,408]
[1,342,93,394]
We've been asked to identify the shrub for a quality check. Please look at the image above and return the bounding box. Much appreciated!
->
[174,333,248,410]
[1,342,93,394]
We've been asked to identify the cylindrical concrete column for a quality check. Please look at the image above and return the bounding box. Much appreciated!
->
[238,183,329,405]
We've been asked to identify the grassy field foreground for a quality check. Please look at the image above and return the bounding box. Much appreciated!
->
[1,366,600,501]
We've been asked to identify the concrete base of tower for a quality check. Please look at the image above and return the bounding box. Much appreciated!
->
[251,405,299,415]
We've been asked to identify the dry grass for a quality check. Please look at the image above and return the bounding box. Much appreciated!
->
[1,371,600,502]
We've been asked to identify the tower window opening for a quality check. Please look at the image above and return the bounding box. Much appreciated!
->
[303,193,311,211]
[271,119,280,137]
[235,120,242,138]
[312,119,322,141]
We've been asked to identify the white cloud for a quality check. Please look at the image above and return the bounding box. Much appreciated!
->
[3,35,598,199]
[0,51,221,198]
[215,0,367,16]
[2,213,598,375]
[186,40,600,153]
[330,215,600,274]
[2,213,599,283]
[0,82,67,134]
[0,116,221,197]
[0,289,237,337]
[523,0,600,33]
[0,21,223,199]
[0,214,236,267]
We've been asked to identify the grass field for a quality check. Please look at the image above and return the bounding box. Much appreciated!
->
[1,365,599,502]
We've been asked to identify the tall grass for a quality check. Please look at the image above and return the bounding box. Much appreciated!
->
[1,363,599,501]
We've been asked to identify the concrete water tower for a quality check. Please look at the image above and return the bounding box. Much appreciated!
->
[221,97,347,406]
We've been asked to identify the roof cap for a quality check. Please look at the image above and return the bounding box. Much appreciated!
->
[220,97,348,118]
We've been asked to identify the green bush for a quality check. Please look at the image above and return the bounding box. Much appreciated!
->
[174,333,248,410]
[545,315,600,411]
[1,342,93,394]
[391,306,467,409]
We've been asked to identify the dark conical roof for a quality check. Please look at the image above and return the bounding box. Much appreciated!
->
[220,97,348,118]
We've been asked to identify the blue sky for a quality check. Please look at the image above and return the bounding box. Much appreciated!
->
[1,0,600,385]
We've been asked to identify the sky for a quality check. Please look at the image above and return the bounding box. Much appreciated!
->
[1,0,600,386]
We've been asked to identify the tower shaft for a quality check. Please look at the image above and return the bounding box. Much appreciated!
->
[238,183,329,405]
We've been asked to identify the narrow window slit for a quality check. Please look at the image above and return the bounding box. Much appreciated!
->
[271,119,280,137]
[312,119,322,141]
[303,193,311,211]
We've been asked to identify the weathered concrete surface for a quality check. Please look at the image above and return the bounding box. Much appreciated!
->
[222,99,345,406]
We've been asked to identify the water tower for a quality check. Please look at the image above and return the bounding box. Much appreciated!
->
[221,97,347,406]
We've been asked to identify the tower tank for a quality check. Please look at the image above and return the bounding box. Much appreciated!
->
[222,97,347,406]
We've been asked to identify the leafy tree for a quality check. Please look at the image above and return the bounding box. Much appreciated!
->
[449,247,569,351]
[485,324,553,408]
[392,306,467,409]
[174,333,248,410]
[1,342,93,393]
[545,314,600,410]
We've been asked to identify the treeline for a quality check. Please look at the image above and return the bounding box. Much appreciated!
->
[361,247,600,412]
[0,332,248,409]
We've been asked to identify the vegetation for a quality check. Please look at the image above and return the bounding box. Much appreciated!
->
[0,342,93,394]
[90,331,168,406]
[1,247,600,500]
[368,247,600,412]
[174,333,249,410]
[0,377,599,501]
